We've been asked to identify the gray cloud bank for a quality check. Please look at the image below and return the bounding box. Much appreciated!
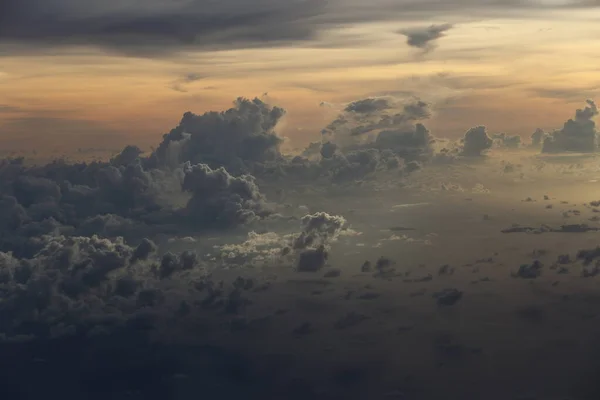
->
[0,0,593,56]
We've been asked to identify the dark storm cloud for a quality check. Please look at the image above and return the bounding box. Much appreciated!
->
[398,23,454,51]
[0,0,589,56]
[542,100,598,153]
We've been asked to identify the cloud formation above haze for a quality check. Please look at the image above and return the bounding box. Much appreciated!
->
[542,99,599,153]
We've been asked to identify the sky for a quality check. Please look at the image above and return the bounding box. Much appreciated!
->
[2,0,600,156]
[7,2,600,398]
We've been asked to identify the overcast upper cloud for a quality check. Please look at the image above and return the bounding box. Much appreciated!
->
[0,0,593,56]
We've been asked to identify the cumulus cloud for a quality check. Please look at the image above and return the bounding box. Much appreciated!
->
[129,98,434,188]
[253,96,439,184]
[148,97,286,174]
[0,93,455,284]
[0,234,211,341]
[542,100,598,153]
[291,212,347,249]
[460,126,493,156]
[181,162,271,227]
[318,97,435,172]
[0,105,287,264]
[214,211,349,271]
[398,23,453,51]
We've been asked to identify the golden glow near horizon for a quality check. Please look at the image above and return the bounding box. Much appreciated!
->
[2,9,600,156]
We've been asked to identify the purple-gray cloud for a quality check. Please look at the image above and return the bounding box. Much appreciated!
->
[0,0,593,56]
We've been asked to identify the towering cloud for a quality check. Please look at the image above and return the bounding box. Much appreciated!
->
[542,100,598,153]
[0,105,286,262]
[148,97,286,174]
[460,126,493,156]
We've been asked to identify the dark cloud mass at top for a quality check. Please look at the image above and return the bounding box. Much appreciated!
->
[0,0,592,55]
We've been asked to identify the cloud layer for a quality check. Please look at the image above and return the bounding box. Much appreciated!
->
[0,0,592,55]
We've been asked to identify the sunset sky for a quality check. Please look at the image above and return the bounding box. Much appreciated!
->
[2,0,600,156]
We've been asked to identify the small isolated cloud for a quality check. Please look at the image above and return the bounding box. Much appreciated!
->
[398,23,453,52]
[170,73,205,92]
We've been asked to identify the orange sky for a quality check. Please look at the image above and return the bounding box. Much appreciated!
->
[1,8,600,158]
